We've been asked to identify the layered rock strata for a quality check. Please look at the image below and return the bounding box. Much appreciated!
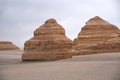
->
[73,16,120,55]
[22,19,73,61]
[83,37,120,54]
[0,41,20,50]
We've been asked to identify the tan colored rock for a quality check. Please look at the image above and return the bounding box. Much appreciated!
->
[76,37,120,55]
[22,18,73,61]
[86,37,120,53]
[0,41,20,50]
[73,16,120,55]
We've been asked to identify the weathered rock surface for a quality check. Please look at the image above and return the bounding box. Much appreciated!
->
[75,36,120,55]
[85,37,120,53]
[22,19,73,61]
[73,16,120,55]
[0,41,20,50]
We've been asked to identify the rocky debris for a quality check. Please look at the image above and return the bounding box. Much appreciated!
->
[22,18,73,61]
[0,41,20,50]
[73,16,120,55]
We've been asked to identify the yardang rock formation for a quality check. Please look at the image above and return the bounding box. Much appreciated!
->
[85,36,120,53]
[73,16,120,55]
[22,19,73,61]
[0,41,20,50]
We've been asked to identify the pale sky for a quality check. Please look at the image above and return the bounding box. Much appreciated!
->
[0,0,120,48]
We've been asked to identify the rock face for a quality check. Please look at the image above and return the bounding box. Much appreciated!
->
[0,41,20,50]
[22,19,73,61]
[73,16,120,55]
[86,37,120,53]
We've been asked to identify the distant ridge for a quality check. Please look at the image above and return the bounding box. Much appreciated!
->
[0,41,20,50]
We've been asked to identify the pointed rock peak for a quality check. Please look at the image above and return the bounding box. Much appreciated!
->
[92,16,103,20]
[45,18,57,24]
[86,16,109,25]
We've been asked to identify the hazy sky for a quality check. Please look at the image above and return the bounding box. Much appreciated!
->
[0,0,120,48]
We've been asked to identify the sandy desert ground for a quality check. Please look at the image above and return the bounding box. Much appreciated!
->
[0,50,120,80]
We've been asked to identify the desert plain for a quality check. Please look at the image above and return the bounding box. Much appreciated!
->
[0,50,120,80]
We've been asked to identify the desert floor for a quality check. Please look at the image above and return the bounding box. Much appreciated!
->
[0,50,120,80]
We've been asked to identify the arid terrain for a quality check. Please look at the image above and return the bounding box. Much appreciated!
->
[0,50,120,80]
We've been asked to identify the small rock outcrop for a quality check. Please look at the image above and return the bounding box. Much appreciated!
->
[0,41,20,50]
[73,16,120,55]
[22,19,73,61]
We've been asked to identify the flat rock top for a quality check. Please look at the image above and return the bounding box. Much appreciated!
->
[0,41,20,50]
[0,41,12,44]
